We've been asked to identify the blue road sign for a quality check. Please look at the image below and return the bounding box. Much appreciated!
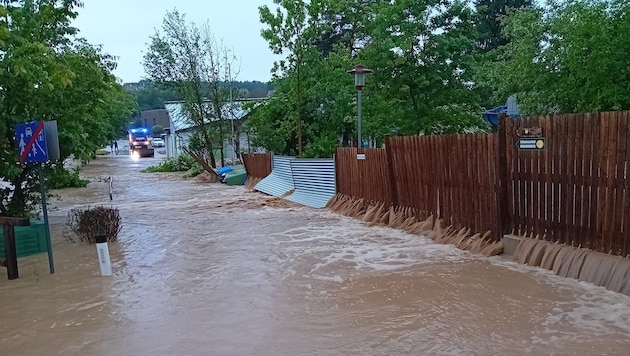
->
[16,121,48,163]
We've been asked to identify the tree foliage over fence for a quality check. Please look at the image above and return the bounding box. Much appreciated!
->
[249,0,629,157]
[486,0,630,115]
[251,0,491,157]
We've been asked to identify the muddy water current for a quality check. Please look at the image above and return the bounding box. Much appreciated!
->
[2,154,630,355]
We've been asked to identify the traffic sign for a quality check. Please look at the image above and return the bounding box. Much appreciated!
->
[13,120,56,275]
[16,121,48,163]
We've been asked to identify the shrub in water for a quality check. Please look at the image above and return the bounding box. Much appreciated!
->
[142,159,179,173]
[66,206,122,244]
[185,162,204,177]
[142,154,200,173]
[176,154,196,170]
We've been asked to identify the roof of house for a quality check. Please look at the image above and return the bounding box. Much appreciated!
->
[164,99,262,132]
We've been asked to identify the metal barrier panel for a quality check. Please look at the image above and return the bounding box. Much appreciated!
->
[285,159,336,208]
[254,155,296,197]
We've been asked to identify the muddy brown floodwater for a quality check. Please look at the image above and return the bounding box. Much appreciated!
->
[2,153,630,356]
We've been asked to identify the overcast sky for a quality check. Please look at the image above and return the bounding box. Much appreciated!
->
[72,0,281,84]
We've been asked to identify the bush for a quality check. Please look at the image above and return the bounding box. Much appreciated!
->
[176,154,196,170]
[142,159,180,173]
[142,154,200,173]
[185,163,204,178]
[46,165,90,189]
[152,124,164,136]
[66,206,122,244]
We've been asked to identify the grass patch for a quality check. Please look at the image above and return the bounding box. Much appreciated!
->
[142,154,202,176]
[142,159,182,173]
[46,165,90,189]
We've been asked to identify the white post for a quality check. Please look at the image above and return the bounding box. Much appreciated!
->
[108,175,113,201]
[95,235,112,276]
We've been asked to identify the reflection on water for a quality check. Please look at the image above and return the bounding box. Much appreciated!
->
[1,154,630,355]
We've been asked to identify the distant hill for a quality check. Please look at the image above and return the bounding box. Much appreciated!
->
[125,80,273,112]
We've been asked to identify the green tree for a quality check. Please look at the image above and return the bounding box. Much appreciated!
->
[475,0,533,52]
[127,80,183,111]
[152,125,165,136]
[244,82,293,155]
[125,79,270,110]
[0,0,135,216]
[249,0,487,158]
[50,41,136,160]
[488,0,630,114]
[260,0,311,157]
[360,0,486,135]
[144,10,237,168]
[131,117,143,128]
[255,0,373,157]
[247,44,355,157]
[301,46,355,155]
[308,0,355,57]
[236,80,272,98]
[472,0,532,109]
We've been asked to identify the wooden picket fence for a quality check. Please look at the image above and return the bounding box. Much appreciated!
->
[335,111,630,257]
[500,112,630,256]
[335,134,499,238]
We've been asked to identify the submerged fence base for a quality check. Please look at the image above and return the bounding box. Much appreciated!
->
[326,194,503,257]
[244,177,263,191]
[513,237,630,297]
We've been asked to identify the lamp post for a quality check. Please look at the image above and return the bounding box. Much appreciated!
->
[348,64,373,148]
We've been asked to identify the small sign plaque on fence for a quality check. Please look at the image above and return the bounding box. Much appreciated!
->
[516,127,542,137]
[357,153,366,160]
[518,137,545,150]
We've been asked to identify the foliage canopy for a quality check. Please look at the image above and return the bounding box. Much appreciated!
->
[249,0,629,157]
[252,0,491,157]
[0,0,136,217]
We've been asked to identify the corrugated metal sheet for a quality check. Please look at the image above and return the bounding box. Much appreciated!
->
[285,159,336,208]
[254,155,296,197]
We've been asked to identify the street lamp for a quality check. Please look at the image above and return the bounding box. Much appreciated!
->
[347,64,373,148]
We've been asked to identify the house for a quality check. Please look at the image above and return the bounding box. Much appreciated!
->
[140,109,171,132]
[163,98,265,161]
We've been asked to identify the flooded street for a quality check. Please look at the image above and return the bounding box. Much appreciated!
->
[2,152,630,355]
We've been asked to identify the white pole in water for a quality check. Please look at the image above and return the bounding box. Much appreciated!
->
[95,234,112,276]
[109,175,113,201]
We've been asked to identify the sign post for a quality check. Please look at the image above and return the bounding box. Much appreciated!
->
[15,121,55,274]
[38,164,54,274]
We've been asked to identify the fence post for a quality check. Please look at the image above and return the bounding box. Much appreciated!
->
[384,136,399,206]
[0,216,30,280]
[497,114,510,240]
